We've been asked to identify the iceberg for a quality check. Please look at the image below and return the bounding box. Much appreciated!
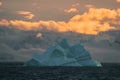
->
[25,38,102,66]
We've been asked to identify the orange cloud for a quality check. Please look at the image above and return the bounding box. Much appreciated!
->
[85,4,94,8]
[16,11,35,19]
[68,19,115,34]
[116,0,120,2]
[9,20,68,32]
[64,3,79,13]
[1,8,120,35]
[68,8,119,34]
[36,33,42,38]
[0,2,2,6]
[0,2,2,12]
[72,3,79,7]
[9,20,41,30]
[64,8,79,13]
[88,8,117,20]
[0,19,9,26]
[117,9,120,16]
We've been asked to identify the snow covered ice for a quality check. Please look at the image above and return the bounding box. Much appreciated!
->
[25,38,102,66]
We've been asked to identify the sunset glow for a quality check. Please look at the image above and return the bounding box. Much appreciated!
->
[0,8,119,35]
[0,0,120,63]
[0,0,120,35]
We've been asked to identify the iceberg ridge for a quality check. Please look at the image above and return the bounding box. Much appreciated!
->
[25,38,102,66]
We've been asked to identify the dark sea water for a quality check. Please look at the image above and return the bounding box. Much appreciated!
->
[0,62,120,80]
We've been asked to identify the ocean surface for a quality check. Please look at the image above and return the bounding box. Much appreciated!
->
[0,62,120,80]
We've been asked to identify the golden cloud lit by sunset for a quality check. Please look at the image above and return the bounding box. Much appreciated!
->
[36,33,42,38]
[116,0,120,2]
[0,8,119,35]
[64,8,79,13]
[64,3,80,13]
[85,4,94,9]
[0,19,9,26]
[0,2,2,6]
[16,11,35,20]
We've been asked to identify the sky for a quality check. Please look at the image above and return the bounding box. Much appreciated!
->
[0,0,120,62]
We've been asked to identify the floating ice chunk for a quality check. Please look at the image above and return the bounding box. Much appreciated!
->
[25,38,102,67]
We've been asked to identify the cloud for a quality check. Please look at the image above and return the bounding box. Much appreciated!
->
[116,0,120,2]
[64,8,79,13]
[85,4,94,8]
[16,11,35,19]
[36,33,42,38]
[0,2,2,6]
[1,8,120,35]
[0,26,46,61]
[68,8,119,34]
[0,19,9,26]
[72,3,79,7]
[9,20,41,30]
[64,3,79,13]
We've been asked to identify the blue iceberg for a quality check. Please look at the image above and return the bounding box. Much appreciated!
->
[25,39,102,66]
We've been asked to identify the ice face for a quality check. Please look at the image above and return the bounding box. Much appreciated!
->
[67,44,91,58]
[25,38,102,66]
[57,38,70,49]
